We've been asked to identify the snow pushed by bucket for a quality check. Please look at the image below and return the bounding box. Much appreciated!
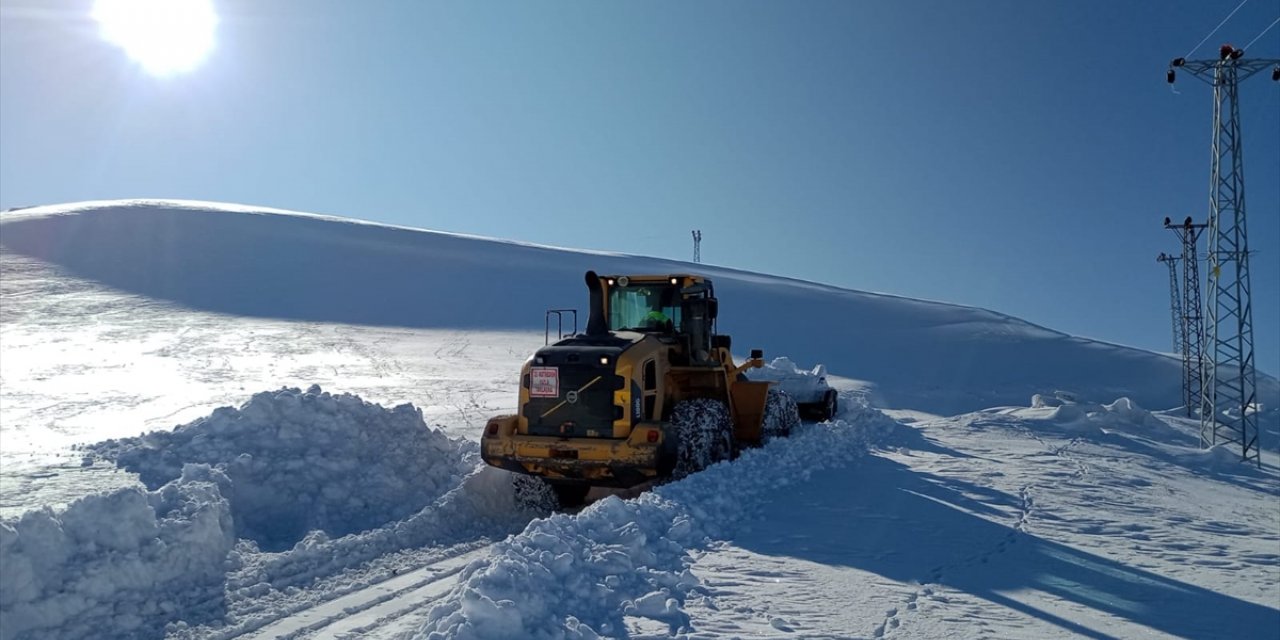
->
[0,465,235,640]
[417,397,897,639]
[88,386,478,551]
[745,357,829,403]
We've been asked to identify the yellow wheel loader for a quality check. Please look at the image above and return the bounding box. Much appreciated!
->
[481,271,801,508]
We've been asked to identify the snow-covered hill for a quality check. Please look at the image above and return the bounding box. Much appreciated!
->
[7,200,1265,415]
[1,200,1277,639]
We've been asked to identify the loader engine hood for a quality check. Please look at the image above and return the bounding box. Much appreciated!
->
[523,332,645,438]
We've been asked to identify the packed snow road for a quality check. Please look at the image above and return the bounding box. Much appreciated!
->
[12,381,1272,639]
[0,379,887,640]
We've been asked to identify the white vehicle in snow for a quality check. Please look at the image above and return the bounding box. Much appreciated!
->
[747,357,839,421]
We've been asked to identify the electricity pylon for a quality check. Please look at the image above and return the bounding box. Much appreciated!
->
[692,230,702,263]
[1165,216,1208,418]
[1157,250,1185,359]
[1168,46,1279,465]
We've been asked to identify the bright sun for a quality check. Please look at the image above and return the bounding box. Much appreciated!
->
[93,0,218,76]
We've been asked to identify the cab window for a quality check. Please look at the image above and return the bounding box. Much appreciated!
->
[608,284,681,331]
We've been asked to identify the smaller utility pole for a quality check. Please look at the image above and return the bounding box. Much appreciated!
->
[1165,216,1208,418]
[1158,252,1185,358]
[692,230,702,263]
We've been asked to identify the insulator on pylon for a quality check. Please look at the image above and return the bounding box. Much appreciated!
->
[1184,216,1193,228]
[1168,69,1177,83]
[1164,217,1172,227]
[1231,48,1244,60]
[1272,66,1279,82]
[1220,44,1234,60]
[1172,57,1186,67]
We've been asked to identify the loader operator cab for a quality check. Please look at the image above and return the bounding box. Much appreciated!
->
[481,270,782,507]
[608,282,679,333]
[602,275,719,365]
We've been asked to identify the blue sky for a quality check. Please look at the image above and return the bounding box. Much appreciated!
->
[2,0,1278,374]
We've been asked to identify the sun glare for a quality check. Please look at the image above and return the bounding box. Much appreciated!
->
[93,0,218,76]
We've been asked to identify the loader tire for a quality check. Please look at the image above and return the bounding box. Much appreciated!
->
[514,474,591,510]
[512,474,558,512]
[550,483,591,509]
[762,388,802,442]
[819,389,838,421]
[671,398,735,478]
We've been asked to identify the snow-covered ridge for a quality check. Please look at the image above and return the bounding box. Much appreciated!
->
[4,199,1260,415]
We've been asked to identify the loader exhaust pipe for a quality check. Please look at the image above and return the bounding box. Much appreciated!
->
[585,271,608,336]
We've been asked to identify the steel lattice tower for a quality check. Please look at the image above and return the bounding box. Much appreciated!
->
[692,230,702,263]
[1168,48,1279,465]
[1165,217,1208,418]
[1157,251,1185,360]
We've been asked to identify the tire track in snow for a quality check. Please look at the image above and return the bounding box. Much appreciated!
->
[235,546,490,640]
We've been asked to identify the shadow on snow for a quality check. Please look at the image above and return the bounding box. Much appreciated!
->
[734,455,1278,640]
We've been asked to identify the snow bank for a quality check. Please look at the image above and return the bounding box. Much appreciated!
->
[87,386,476,551]
[16,387,523,639]
[1020,393,1168,431]
[0,465,234,640]
[415,397,897,639]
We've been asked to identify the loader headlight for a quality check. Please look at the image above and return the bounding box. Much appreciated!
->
[599,356,609,366]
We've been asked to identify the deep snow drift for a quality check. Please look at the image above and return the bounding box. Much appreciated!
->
[85,386,476,550]
[6,199,1266,415]
[0,387,895,640]
[0,466,235,640]
[1,388,533,640]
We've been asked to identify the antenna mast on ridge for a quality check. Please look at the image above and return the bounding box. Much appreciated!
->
[692,230,702,263]
[1167,45,1279,465]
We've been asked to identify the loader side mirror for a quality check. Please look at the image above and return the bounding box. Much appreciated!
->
[707,299,718,320]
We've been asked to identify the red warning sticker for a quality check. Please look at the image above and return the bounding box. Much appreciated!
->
[529,367,559,397]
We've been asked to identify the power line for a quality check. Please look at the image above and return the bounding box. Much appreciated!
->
[1243,16,1280,51]
[1185,0,1251,59]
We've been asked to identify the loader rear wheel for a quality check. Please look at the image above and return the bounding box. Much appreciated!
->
[550,483,590,509]
[671,398,735,478]
[513,475,591,510]
[512,474,558,511]
[819,390,838,421]
[762,389,801,443]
